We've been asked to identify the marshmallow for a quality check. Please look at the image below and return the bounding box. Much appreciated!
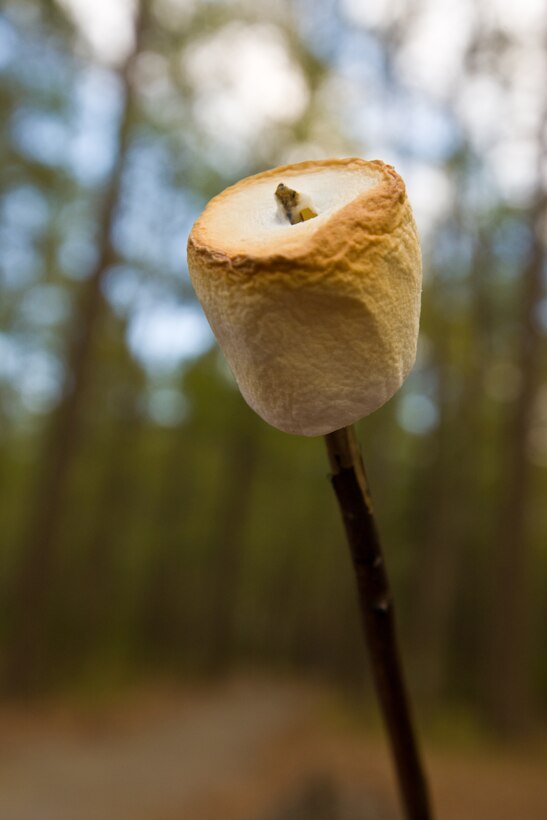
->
[187,158,422,436]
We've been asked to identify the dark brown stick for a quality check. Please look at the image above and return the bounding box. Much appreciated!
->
[325,425,433,820]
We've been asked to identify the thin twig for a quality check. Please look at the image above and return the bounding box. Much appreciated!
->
[325,425,433,820]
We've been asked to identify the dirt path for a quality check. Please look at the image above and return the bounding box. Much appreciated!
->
[0,678,546,820]
[0,679,311,820]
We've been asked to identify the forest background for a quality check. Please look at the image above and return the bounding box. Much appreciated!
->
[1,0,547,748]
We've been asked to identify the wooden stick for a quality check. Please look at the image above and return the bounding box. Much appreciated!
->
[325,425,433,820]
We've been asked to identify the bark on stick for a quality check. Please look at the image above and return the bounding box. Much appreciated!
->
[325,425,433,820]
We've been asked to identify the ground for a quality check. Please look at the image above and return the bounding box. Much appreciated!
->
[0,677,545,819]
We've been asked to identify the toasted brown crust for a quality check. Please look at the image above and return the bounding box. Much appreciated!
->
[187,158,407,279]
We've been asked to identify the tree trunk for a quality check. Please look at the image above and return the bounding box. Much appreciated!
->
[207,411,260,671]
[139,427,193,667]
[408,224,492,711]
[80,403,142,661]
[407,324,461,708]
[4,5,145,694]
[488,188,545,734]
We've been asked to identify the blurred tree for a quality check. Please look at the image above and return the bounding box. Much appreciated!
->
[206,395,262,670]
[488,100,547,733]
[4,0,147,692]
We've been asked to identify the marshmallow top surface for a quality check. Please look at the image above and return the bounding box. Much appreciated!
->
[193,160,381,257]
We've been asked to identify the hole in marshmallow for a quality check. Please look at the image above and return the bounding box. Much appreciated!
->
[275,182,318,225]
